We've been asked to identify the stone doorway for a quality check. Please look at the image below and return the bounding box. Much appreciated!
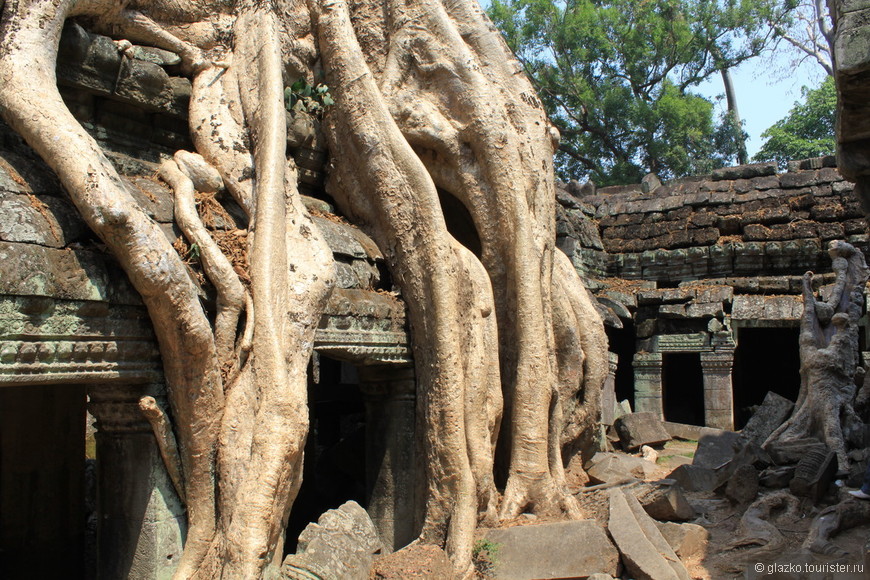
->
[0,384,87,580]
[662,352,705,426]
[732,327,801,429]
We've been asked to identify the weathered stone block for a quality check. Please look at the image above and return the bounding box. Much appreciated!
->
[614,413,671,451]
[585,452,657,484]
[766,437,826,465]
[789,447,837,501]
[485,520,619,580]
[712,163,777,181]
[630,479,695,521]
[725,464,759,504]
[608,491,690,580]
[693,430,741,469]
[282,501,383,580]
[655,522,709,560]
[667,463,718,492]
[740,391,794,447]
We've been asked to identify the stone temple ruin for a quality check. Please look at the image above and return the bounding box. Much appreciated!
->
[3,10,870,580]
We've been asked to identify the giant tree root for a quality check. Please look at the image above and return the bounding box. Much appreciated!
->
[764,243,869,471]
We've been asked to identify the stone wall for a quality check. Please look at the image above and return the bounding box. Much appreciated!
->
[559,160,867,284]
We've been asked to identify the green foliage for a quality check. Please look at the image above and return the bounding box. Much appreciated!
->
[753,76,835,168]
[284,79,334,116]
[488,0,777,185]
[472,539,501,577]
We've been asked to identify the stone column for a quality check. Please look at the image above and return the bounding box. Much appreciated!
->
[88,384,185,579]
[633,352,663,418]
[357,365,418,552]
[700,350,735,430]
[600,352,619,425]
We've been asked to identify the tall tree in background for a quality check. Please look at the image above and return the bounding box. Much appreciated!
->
[765,0,833,76]
[753,76,836,166]
[487,0,777,185]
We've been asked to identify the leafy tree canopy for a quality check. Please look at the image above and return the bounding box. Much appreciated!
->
[753,76,835,167]
[488,0,777,185]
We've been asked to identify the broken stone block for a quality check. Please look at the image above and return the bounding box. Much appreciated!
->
[587,575,615,580]
[759,465,796,488]
[692,430,741,469]
[630,479,695,521]
[484,520,619,580]
[608,490,691,580]
[739,392,795,447]
[585,452,657,484]
[790,446,837,501]
[766,437,826,465]
[369,545,456,580]
[725,464,759,505]
[655,522,709,560]
[614,413,671,451]
[667,464,719,493]
[282,501,383,580]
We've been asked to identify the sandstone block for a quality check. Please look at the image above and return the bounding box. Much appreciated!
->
[740,392,794,447]
[725,464,759,504]
[655,522,709,560]
[608,490,690,580]
[614,413,671,451]
[693,430,741,469]
[667,464,718,492]
[485,520,619,580]
[282,501,383,580]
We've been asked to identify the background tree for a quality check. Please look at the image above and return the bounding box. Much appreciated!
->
[763,0,833,76]
[752,76,836,167]
[487,0,776,185]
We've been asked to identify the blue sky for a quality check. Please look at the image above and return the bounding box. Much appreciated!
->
[695,54,828,159]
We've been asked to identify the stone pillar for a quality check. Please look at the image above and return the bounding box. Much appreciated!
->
[600,352,619,425]
[633,352,663,418]
[700,350,735,430]
[88,384,185,579]
[357,365,418,551]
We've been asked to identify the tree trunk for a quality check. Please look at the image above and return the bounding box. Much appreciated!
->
[719,66,748,166]
[763,241,868,470]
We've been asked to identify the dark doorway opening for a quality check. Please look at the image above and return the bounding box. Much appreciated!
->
[284,356,365,554]
[0,384,86,580]
[437,188,482,258]
[662,352,705,426]
[606,321,636,407]
[733,327,801,429]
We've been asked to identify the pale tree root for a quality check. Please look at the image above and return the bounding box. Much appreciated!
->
[159,156,246,369]
[0,2,223,576]
[764,260,867,472]
[187,6,334,579]
[455,242,504,527]
[552,251,609,472]
[312,0,483,570]
[374,0,587,522]
[723,490,801,572]
[140,396,187,504]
